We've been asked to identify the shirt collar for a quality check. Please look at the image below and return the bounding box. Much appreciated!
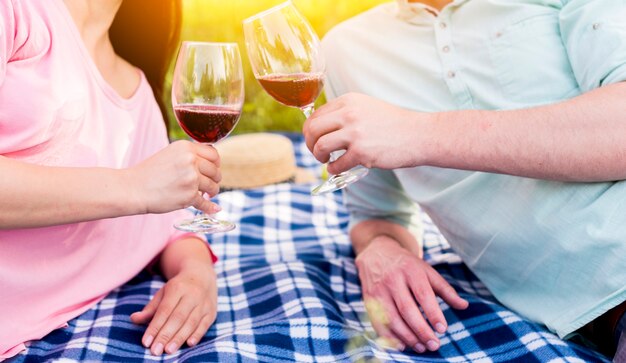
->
[396,0,468,24]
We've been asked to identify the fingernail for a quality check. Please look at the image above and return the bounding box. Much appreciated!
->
[143,335,153,348]
[426,340,439,351]
[188,338,197,346]
[152,342,164,356]
[166,342,178,354]
[396,343,405,351]
[435,323,446,334]
[414,343,426,353]
[212,204,222,213]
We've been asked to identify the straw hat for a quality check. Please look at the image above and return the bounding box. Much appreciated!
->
[214,133,316,190]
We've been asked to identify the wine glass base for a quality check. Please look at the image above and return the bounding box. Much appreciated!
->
[174,216,236,234]
[311,166,369,196]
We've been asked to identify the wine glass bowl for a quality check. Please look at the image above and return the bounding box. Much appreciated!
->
[173,104,241,144]
[171,41,244,233]
[243,1,368,195]
[257,73,324,110]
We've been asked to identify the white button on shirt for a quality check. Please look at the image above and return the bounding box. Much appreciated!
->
[322,0,626,338]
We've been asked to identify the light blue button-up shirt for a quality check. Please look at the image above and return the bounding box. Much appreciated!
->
[322,0,626,338]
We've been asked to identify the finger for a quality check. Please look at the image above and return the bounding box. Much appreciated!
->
[365,297,405,351]
[428,269,469,310]
[187,312,217,347]
[304,115,341,153]
[164,307,203,354]
[395,280,441,351]
[326,148,361,176]
[310,96,347,119]
[312,132,348,164]
[194,144,220,166]
[197,159,221,183]
[302,102,344,149]
[198,176,220,197]
[191,192,222,215]
[407,276,448,337]
[143,291,183,355]
[193,198,221,215]
[131,289,164,326]
[371,319,405,351]
[384,299,426,352]
[151,297,196,356]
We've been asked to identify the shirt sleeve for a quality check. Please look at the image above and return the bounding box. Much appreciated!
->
[0,0,30,88]
[560,0,626,91]
[145,230,217,275]
[0,0,17,86]
[322,49,421,239]
[167,231,218,264]
[344,168,421,238]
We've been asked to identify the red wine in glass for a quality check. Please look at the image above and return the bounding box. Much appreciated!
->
[174,105,241,144]
[257,73,324,108]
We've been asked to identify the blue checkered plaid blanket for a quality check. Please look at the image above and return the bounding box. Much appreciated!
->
[10,134,610,362]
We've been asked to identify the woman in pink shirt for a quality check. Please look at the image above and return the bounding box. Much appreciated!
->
[0,0,222,359]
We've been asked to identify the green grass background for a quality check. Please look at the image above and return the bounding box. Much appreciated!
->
[167,0,389,140]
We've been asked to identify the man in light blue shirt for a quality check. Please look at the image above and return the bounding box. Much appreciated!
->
[304,0,626,359]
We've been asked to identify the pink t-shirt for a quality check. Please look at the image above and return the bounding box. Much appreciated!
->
[0,0,211,358]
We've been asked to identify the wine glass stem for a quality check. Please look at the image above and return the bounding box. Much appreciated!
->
[302,105,314,118]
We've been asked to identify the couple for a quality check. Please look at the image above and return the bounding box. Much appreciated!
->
[1,0,624,362]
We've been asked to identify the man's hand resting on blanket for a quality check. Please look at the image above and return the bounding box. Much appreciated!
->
[356,235,468,353]
[130,237,218,356]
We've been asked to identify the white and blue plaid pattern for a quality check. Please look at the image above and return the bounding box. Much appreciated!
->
[10,134,610,363]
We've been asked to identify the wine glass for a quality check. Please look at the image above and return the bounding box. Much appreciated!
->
[243,1,369,195]
[171,41,244,233]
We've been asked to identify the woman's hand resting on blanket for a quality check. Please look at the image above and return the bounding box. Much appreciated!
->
[130,238,218,356]
[355,236,468,353]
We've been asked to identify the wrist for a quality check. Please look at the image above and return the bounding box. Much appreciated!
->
[178,258,215,282]
[97,167,146,217]
[351,220,404,255]
[413,111,443,167]
[118,167,149,215]
[356,234,399,257]
[355,235,402,268]
[369,235,401,249]
[166,238,215,275]
[180,255,215,271]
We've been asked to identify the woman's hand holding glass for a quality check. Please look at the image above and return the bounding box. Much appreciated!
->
[126,140,222,216]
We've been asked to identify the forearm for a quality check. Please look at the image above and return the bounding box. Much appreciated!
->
[350,219,422,258]
[0,156,141,229]
[423,82,626,182]
[159,237,214,280]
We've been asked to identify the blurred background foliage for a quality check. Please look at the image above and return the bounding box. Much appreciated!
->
[168,0,389,140]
